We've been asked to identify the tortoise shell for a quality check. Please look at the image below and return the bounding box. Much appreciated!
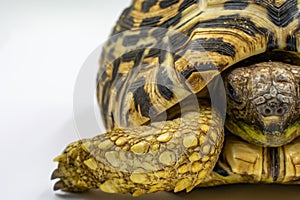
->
[97,0,300,130]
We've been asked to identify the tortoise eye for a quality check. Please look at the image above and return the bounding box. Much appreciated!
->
[227,82,244,104]
[228,83,236,97]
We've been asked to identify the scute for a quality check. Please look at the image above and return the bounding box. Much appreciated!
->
[97,0,300,130]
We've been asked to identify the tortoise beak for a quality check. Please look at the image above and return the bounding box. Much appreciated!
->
[261,116,285,136]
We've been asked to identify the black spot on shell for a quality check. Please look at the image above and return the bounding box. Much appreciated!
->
[254,27,279,50]
[108,47,115,61]
[156,68,174,100]
[132,49,145,68]
[133,85,152,117]
[161,12,182,28]
[266,31,278,50]
[111,58,121,84]
[142,0,158,12]
[178,0,197,11]
[123,15,135,30]
[177,11,203,30]
[174,54,182,62]
[151,28,168,41]
[122,51,137,62]
[121,49,145,65]
[181,69,197,79]
[157,85,174,100]
[195,62,221,71]
[224,1,249,10]
[140,16,162,27]
[122,35,140,47]
[159,0,179,9]
[158,49,168,64]
[285,19,300,52]
[146,48,162,58]
[119,49,145,103]
[99,69,108,82]
[181,62,223,79]
[139,29,149,38]
[286,35,297,51]
[106,32,123,46]
[169,33,190,51]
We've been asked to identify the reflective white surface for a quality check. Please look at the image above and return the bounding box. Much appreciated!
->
[1,0,300,199]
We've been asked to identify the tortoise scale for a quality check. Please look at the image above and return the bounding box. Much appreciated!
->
[52,0,300,196]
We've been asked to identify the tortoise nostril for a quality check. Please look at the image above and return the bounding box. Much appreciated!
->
[264,108,272,116]
[261,106,286,116]
[276,108,284,115]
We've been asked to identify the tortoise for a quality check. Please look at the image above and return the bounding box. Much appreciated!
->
[52,0,300,196]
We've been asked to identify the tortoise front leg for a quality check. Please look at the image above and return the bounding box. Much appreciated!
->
[199,134,265,186]
[281,137,300,183]
[199,135,300,186]
[51,106,224,196]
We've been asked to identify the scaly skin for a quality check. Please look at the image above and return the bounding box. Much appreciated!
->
[52,106,224,196]
[224,62,300,147]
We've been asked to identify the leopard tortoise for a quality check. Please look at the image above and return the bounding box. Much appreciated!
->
[52,0,300,196]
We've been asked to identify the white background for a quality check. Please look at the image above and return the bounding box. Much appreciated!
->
[1,0,300,200]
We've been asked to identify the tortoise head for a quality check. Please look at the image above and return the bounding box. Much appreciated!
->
[224,61,300,147]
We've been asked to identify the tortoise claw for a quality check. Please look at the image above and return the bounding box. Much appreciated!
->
[51,169,62,180]
[54,180,65,191]
[52,169,68,191]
